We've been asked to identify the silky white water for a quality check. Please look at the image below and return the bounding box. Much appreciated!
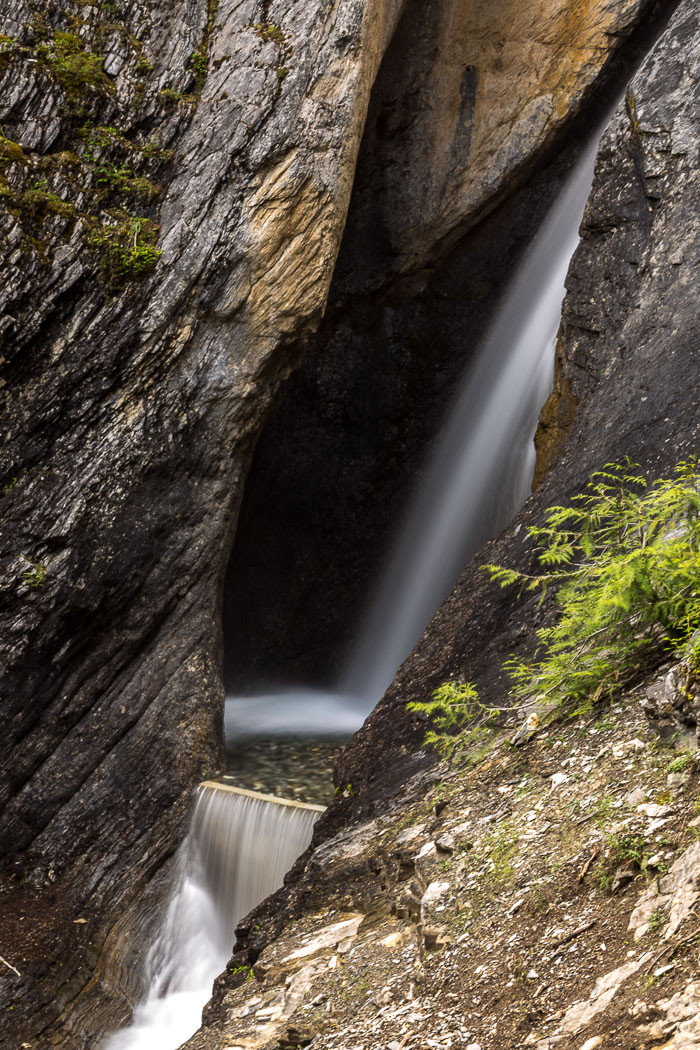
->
[340,133,603,703]
[225,131,603,738]
[104,785,322,1050]
[111,128,604,1050]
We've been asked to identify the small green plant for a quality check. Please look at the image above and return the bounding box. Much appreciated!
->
[158,87,197,109]
[648,907,668,932]
[22,180,77,221]
[253,21,286,45]
[0,134,27,167]
[190,47,207,82]
[592,796,616,828]
[407,680,501,762]
[21,558,46,588]
[667,753,693,774]
[39,32,112,99]
[485,459,700,715]
[88,214,161,288]
[227,963,255,980]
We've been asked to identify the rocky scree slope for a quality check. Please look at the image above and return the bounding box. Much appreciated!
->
[185,660,700,1050]
[0,0,689,1046]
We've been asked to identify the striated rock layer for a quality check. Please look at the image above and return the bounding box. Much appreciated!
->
[0,0,689,1046]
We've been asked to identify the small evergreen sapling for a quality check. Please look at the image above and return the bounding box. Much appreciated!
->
[484,458,700,711]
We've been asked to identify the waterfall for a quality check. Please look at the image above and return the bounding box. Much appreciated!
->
[226,129,603,735]
[340,133,603,703]
[103,784,322,1050]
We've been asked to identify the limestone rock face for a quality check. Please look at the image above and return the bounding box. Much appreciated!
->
[0,0,689,1046]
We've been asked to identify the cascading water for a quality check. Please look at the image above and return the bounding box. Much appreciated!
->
[103,784,322,1050]
[340,133,602,703]
[226,128,604,736]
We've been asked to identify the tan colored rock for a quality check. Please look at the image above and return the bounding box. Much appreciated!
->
[341,0,653,285]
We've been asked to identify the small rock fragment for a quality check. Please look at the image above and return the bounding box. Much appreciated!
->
[637,802,674,818]
[611,864,637,893]
[423,925,452,950]
[580,1038,603,1050]
[436,832,456,853]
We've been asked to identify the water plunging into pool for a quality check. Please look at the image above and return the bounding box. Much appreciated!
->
[106,131,602,1049]
[226,129,603,737]
[103,785,322,1050]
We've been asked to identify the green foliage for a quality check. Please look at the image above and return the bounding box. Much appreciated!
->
[407,680,499,762]
[648,907,668,932]
[88,214,161,288]
[190,48,208,83]
[253,22,286,45]
[667,753,693,774]
[484,459,700,713]
[227,963,255,981]
[158,87,197,109]
[0,134,27,167]
[39,32,112,98]
[21,559,46,589]
[21,180,77,221]
[79,126,167,200]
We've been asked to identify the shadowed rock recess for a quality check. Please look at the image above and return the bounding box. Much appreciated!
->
[0,0,694,1048]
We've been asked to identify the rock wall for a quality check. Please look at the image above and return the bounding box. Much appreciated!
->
[0,0,691,1046]
[0,0,406,1043]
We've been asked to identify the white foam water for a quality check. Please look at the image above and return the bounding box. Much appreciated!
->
[224,688,366,739]
[103,785,322,1050]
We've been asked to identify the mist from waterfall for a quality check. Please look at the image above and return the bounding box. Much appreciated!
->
[103,785,322,1050]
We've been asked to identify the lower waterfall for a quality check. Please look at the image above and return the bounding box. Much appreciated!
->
[103,784,322,1050]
